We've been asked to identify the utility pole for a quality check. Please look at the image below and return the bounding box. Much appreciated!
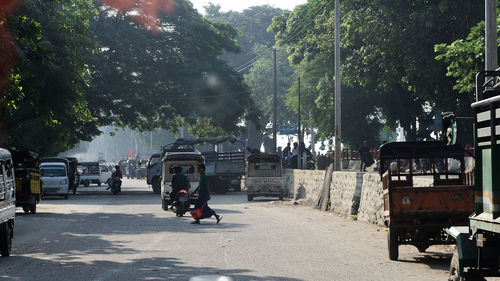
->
[485,0,497,72]
[334,0,342,171]
[297,77,301,169]
[273,48,278,153]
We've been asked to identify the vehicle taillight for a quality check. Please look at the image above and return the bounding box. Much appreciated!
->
[237,176,241,180]
[218,176,222,179]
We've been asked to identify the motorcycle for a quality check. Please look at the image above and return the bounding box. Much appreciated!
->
[109,177,122,195]
[174,189,189,217]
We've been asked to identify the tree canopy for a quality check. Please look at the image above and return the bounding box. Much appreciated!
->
[1,0,260,155]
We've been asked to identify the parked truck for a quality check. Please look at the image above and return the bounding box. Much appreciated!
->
[447,70,500,280]
[0,149,16,256]
[147,137,245,194]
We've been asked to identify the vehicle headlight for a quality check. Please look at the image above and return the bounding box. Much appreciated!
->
[60,179,68,185]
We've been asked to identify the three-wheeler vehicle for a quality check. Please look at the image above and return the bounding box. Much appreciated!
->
[246,154,283,201]
[160,150,204,211]
[379,141,474,260]
[0,148,16,256]
[447,70,500,280]
[12,151,42,214]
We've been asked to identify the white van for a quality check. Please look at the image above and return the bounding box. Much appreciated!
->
[40,162,70,199]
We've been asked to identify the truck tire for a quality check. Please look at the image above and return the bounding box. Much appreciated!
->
[448,249,486,281]
[97,180,101,187]
[247,195,253,201]
[83,180,90,187]
[0,221,12,257]
[29,204,36,214]
[388,227,399,261]
[152,177,161,194]
[22,206,30,214]
[161,199,168,211]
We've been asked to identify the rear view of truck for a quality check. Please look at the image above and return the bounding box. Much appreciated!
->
[448,71,500,280]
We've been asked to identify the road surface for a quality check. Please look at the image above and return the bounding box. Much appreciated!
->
[0,179,468,280]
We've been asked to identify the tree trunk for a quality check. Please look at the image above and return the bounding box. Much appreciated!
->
[246,121,264,152]
[316,163,334,211]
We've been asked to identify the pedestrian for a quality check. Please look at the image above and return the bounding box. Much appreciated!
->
[282,143,291,158]
[359,141,374,172]
[191,163,222,224]
[292,142,299,156]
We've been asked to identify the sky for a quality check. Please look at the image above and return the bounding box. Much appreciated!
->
[190,0,308,14]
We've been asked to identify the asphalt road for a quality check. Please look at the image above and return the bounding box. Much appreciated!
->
[0,178,465,281]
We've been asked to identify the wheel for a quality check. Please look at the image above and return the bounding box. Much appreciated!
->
[161,199,168,211]
[448,249,486,281]
[388,227,399,261]
[97,181,101,187]
[247,195,253,201]
[64,194,69,200]
[279,195,284,201]
[22,206,30,214]
[83,180,90,187]
[29,204,36,214]
[73,187,76,194]
[152,177,161,194]
[0,222,12,257]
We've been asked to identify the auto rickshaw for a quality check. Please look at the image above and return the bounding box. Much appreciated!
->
[12,151,42,214]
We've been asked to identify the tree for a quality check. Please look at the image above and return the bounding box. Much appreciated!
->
[270,0,483,145]
[2,0,100,155]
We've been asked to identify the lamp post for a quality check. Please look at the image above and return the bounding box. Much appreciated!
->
[334,0,342,171]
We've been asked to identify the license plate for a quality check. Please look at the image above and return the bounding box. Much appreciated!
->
[179,197,187,202]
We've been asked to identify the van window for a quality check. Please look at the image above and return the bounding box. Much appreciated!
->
[169,165,195,174]
[41,166,66,177]
[100,165,108,172]
[149,155,161,166]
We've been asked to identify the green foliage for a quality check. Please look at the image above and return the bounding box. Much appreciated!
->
[3,0,99,156]
[270,0,483,145]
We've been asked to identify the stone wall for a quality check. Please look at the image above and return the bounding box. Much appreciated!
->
[329,172,359,217]
[283,169,325,206]
[281,169,437,226]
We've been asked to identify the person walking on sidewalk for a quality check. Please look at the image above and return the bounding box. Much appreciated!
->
[191,163,222,224]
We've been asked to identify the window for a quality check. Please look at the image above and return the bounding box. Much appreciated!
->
[100,166,108,172]
[169,165,195,174]
[149,155,161,166]
[41,166,66,177]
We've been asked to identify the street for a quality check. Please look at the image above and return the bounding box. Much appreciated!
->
[0,179,459,281]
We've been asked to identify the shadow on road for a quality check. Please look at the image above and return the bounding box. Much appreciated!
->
[398,251,452,271]
[0,255,304,281]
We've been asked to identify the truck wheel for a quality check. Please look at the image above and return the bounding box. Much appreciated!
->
[0,222,12,257]
[97,181,101,187]
[162,199,168,211]
[152,177,161,194]
[83,180,90,187]
[64,194,69,200]
[29,204,36,214]
[247,195,253,201]
[22,206,30,214]
[279,195,284,201]
[73,187,77,194]
[388,227,399,261]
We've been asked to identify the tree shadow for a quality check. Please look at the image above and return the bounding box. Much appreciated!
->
[0,255,304,281]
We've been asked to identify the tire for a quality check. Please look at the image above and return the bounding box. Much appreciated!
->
[64,194,69,200]
[162,199,168,211]
[83,180,90,187]
[0,222,12,257]
[29,204,36,214]
[247,195,253,201]
[279,195,284,201]
[97,181,101,187]
[73,187,76,194]
[22,206,30,214]
[152,177,161,194]
[449,249,486,281]
[388,227,399,261]
[177,205,184,217]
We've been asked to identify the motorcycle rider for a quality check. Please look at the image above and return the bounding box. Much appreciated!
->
[107,166,123,190]
[171,165,189,205]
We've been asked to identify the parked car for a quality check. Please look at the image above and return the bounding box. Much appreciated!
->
[79,162,111,187]
[40,158,71,199]
[12,151,42,214]
[246,154,284,201]
[0,148,16,256]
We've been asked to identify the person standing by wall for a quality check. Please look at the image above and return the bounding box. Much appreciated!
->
[359,141,374,172]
